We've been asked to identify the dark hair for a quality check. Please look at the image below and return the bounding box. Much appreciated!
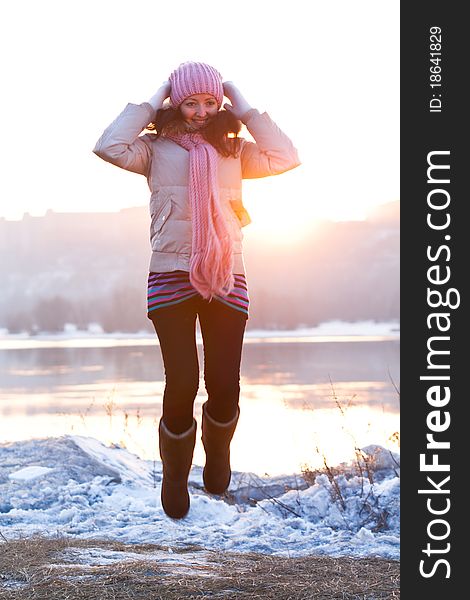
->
[146,107,242,158]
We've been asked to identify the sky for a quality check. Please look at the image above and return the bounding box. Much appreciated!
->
[0,435,400,559]
[0,0,399,233]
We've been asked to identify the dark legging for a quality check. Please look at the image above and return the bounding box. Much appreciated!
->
[150,296,247,434]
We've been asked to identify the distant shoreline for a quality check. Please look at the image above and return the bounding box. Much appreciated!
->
[0,320,399,350]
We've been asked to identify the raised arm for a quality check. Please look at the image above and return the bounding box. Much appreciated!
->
[93,81,171,176]
[223,81,301,179]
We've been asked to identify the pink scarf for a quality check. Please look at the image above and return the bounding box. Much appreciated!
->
[166,131,234,300]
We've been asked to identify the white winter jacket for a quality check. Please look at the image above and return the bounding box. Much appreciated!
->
[93,102,300,273]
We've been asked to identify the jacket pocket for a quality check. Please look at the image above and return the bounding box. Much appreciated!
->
[150,192,173,245]
[229,197,252,227]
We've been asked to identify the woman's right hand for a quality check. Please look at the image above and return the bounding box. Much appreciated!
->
[158,79,171,99]
[148,80,171,111]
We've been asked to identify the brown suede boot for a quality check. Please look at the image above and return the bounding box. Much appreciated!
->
[158,418,196,519]
[201,402,239,495]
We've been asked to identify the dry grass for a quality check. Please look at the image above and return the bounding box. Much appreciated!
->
[0,535,399,599]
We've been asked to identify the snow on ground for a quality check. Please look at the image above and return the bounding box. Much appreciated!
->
[56,546,216,578]
[0,436,399,559]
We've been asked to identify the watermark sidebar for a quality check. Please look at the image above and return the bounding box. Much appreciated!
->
[401,1,466,596]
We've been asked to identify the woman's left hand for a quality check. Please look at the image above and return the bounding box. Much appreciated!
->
[223,81,253,120]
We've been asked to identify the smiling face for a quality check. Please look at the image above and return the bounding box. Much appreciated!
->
[179,94,219,129]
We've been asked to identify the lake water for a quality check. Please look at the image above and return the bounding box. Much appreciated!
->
[0,327,400,476]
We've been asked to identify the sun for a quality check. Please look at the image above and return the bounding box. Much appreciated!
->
[241,171,319,242]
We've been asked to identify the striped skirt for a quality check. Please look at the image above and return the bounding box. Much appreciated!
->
[147,271,249,317]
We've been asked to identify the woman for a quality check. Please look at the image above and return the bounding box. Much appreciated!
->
[93,61,300,519]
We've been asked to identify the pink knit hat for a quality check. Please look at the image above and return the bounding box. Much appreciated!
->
[169,62,224,108]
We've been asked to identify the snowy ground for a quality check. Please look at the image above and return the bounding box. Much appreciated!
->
[0,436,399,560]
